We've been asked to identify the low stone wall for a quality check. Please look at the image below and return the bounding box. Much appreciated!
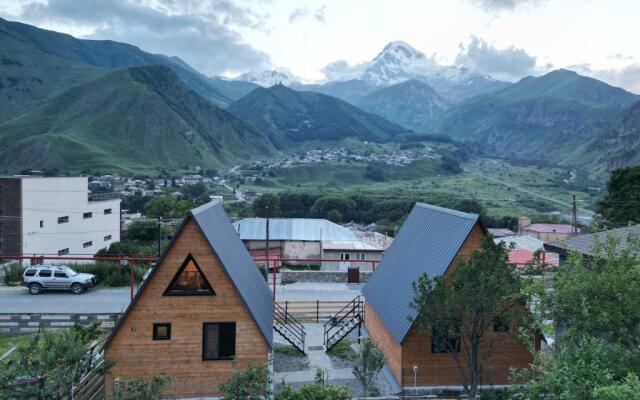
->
[0,313,121,335]
[281,270,372,284]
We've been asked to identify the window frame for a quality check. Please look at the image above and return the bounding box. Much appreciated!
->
[152,323,171,340]
[202,322,236,361]
[57,216,69,224]
[104,235,112,241]
[83,241,93,248]
[104,208,112,215]
[83,212,93,219]
[163,253,215,296]
[58,248,69,255]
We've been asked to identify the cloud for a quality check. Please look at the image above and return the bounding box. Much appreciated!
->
[454,36,540,81]
[466,0,547,12]
[13,0,272,76]
[320,59,368,81]
[568,63,640,95]
[288,5,326,24]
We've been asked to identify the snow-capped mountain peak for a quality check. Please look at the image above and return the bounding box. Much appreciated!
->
[362,41,439,86]
[237,70,297,87]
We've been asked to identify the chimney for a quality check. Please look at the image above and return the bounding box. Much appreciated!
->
[518,216,531,234]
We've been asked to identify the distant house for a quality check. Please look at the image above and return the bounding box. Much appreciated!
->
[495,235,560,270]
[362,203,540,390]
[103,202,272,398]
[233,218,386,270]
[544,225,640,265]
[517,216,578,242]
[181,175,202,185]
[0,176,120,264]
[488,228,516,238]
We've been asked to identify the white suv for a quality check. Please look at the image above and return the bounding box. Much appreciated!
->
[21,265,97,295]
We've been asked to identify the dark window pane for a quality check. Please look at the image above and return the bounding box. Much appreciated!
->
[220,324,236,358]
[54,272,68,278]
[25,269,37,276]
[153,323,171,340]
[432,326,460,353]
[203,324,220,359]
[494,316,510,332]
[39,270,52,277]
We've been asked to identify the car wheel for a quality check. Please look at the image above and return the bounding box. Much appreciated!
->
[71,283,85,295]
[29,283,42,295]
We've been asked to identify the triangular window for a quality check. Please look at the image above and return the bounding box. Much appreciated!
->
[164,254,215,296]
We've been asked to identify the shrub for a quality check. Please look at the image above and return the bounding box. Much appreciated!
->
[112,374,172,400]
[352,339,384,396]
[218,363,270,399]
[72,262,148,287]
[1,263,24,285]
[275,383,351,400]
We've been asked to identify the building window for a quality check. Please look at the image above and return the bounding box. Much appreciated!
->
[83,212,93,219]
[356,253,366,261]
[39,220,44,228]
[104,208,112,215]
[340,253,351,261]
[104,235,112,241]
[493,316,510,332]
[153,323,171,340]
[203,322,235,360]
[58,216,69,224]
[164,254,215,296]
[83,241,92,248]
[38,270,52,277]
[431,326,461,353]
[58,248,69,255]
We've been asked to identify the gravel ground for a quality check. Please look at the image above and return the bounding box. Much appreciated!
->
[273,344,310,373]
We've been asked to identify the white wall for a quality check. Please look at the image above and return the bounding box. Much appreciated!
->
[20,177,120,262]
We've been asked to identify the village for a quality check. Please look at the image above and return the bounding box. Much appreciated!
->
[1,172,636,399]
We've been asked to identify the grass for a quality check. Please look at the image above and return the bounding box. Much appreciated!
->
[327,339,354,360]
[274,343,305,358]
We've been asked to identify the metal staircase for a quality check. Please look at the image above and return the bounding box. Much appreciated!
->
[323,296,364,351]
[273,302,306,353]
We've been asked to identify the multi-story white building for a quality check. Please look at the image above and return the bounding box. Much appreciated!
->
[0,176,121,263]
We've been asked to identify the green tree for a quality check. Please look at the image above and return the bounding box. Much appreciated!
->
[124,220,169,243]
[364,164,386,182]
[217,363,271,399]
[596,165,640,227]
[411,237,531,398]
[310,196,357,220]
[144,196,177,219]
[352,339,384,397]
[326,209,343,224]
[180,182,209,203]
[521,236,640,399]
[275,383,351,400]
[0,323,105,400]
[252,193,282,218]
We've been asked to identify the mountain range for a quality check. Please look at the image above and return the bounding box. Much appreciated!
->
[1,17,640,176]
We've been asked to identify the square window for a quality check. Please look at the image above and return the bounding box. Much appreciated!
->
[104,235,112,241]
[153,323,171,340]
[83,212,93,219]
[58,216,69,224]
[83,241,92,248]
[203,322,235,360]
[58,248,69,255]
[104,208,112,215]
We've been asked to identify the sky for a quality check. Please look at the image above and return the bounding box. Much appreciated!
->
[1,0,639,92]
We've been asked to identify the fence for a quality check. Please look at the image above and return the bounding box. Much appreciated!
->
[275,299,364,323]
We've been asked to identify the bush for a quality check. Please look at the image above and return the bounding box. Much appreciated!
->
[275,383,351,400]
[1,263,24,285]
[218,363,270,399]
[72,262,148,287]
[112,374,172,400]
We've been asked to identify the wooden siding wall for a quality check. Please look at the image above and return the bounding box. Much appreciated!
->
[364,301,403,383]
[104,219,268,399]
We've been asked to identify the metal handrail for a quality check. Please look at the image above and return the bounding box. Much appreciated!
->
[274,304,305,342]
[274,303,305,333]
[323,296,363,349]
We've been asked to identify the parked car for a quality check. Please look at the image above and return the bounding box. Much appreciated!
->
[21,265,97,295]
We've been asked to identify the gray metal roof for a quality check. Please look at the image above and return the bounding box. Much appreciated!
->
[192,203,273,347]
[544,225,640,258]
[233,218,357,241]
[362,202,481,343]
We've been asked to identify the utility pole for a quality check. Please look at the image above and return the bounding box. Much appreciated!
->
[265,198,274,301]
[157,216,162,258]
[571,195,578,235]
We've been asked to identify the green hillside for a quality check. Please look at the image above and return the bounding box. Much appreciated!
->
[0,17,231,121]
[356,79,449,131]
[228,84,409,149]
[0,65,276,174]
[493,69,639,108]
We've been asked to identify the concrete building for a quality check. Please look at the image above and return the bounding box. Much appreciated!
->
[517,216,578,242]
[233,218,386,270]
[0,176,121,263]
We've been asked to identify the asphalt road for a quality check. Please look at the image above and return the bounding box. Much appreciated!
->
[0,282,362,314]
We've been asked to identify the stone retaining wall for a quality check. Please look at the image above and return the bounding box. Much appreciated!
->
[0,313,121,335]
[281,270,372,284]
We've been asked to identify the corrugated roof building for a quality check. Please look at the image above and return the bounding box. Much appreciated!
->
[362,202,540,390]
[544,225,640,262]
